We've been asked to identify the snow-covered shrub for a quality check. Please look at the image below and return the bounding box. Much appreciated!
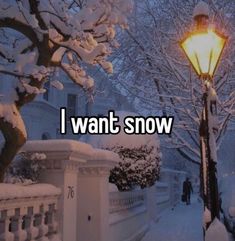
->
[108,144,160,191]
[5,152,46,184]
[89,111,161,191]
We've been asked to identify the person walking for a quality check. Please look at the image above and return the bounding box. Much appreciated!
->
[183,178,193,205]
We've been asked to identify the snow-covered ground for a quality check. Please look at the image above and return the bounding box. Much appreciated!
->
[142,195,235,241]
[142,196,204,241]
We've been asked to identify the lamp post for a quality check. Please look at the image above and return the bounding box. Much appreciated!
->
[179,1,227,227]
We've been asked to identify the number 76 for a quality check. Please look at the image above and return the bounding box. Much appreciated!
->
[67,186,74,199]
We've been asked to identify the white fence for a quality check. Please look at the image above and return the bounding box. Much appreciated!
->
[147,169,186,222]
[0,184,61,241]
[160,168,186,207]
[0,140,186,241]
[109,189,148,241]
[155,181,170,214]
[109,189,145,214]
[108,168,186,241]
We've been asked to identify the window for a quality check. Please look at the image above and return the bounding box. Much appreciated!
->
[67,94,77,118]
[43,81,50,101]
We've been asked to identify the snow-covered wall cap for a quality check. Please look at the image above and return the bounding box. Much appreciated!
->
[22,139,120,163]
[92,148,120,163]
[193,1,210,18]
[22,139,94,161]
[0,183,61,200]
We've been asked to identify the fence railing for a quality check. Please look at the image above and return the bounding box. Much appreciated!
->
[109,189,145,214]
[155,182,170,206]
[0,184,61,241]
[109,189,148,241]
[19,139,187,241]
[160,168,186,207]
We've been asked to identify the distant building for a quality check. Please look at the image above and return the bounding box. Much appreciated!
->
[0,70,135,141]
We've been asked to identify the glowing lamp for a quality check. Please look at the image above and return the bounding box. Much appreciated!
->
[180,29,227,79]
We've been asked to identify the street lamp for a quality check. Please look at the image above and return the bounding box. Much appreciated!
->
[180,29,227,80]
[179,1,227,228]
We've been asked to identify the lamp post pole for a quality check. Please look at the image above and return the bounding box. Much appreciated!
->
[200,80,220,226]
[180,1,227,229]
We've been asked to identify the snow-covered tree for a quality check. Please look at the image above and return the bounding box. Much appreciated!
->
[89,111,161,191]
[0,0,133,181]
[112,0,235,166]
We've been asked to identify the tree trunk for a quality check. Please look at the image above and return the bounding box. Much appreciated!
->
[0,2,52,182]
[0,116,26,182]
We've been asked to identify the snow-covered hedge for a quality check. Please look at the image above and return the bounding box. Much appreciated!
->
[5,152,46,184]
[89,111,161,191]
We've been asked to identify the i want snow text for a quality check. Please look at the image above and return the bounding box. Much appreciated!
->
[60,109,174,135]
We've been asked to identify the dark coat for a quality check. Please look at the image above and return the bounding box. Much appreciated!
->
[183,180,193,195]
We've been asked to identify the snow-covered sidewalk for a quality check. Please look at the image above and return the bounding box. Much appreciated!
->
[142,196,204,241]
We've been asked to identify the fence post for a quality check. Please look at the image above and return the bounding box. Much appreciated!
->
[77,149,118,241]
[23,140,94,241]
[146,185,156,222]
[161,169,187,204]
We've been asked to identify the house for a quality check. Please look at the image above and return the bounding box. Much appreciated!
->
[0,69,135,141]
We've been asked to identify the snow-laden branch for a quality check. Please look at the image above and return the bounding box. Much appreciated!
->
[111,0,235,166]
[0,0,133,181]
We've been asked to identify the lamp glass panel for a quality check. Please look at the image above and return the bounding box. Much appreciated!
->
[209,31,226,77]
[181,30,226,78]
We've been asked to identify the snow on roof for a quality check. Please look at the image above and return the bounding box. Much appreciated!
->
[193,1,210,18]
[0,183,61,200]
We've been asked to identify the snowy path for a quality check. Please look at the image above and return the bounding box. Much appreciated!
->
[142,196,235,241]
[142,196,204,241]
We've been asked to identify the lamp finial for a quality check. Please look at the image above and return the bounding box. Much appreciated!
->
[193,1,210,19]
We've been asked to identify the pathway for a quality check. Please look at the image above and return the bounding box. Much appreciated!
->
[142,196,235,241]
[142,196,204,241]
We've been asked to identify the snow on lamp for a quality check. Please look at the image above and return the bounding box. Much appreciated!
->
[180,1,227,80]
